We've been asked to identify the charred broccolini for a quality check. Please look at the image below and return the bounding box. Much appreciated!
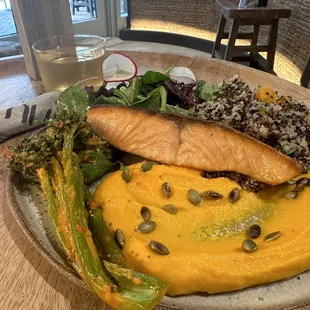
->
[6,86,168,310]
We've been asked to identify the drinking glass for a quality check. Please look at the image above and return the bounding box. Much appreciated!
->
[32,34,106,92]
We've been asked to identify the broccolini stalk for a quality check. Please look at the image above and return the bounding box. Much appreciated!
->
[62,129,118,295]
[37,167,58,231]
[50,158,76,262]
[104,261,168,310]
[37,167,79,272]
[86,193,130,268]
[61,131,168,309]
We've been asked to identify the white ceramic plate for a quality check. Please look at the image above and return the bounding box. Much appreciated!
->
[6,49,310,309]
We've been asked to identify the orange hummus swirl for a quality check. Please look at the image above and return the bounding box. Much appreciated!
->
[94,163,310,296]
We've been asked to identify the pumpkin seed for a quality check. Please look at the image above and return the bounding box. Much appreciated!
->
[136,221,156,234]
[248,224,261,239]
[242,239,257,253]
[162,204,178,214]
[283,191,298,200]
[141,161,156,172]
[296,177,309,186]
[284,179,296,185]
[294,183,305,192]
[200,191,223,200]
[140,206,151,221]
[264,231,281,242]
[229,188,240,204]
[187,189,201,206]
[148,240,170,255]
[115,228,125,249]
[162,182,172,198]
[121,166,131,183]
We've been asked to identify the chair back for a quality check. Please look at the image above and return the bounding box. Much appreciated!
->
[301,56,310,89]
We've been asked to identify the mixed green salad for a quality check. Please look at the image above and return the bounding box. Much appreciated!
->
[86,69,219,115]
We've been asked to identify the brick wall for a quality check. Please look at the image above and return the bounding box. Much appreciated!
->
[130,0,310,84]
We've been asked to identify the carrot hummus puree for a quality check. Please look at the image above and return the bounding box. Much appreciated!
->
[94,163,310,296]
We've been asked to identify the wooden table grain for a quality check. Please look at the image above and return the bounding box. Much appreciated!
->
[1,50,310,310]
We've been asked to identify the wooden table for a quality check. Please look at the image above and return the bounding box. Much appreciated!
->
[211,0,291,73]
[1,50,310,310]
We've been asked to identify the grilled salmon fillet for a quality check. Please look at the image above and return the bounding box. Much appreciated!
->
[87,106,303,185]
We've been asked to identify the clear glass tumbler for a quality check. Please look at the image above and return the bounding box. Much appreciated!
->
[32,34,106,92]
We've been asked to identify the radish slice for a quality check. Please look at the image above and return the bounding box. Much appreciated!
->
[169,67,196,84]
[105,81,129,90]
[169,75,196,85]
[102,52,137,82]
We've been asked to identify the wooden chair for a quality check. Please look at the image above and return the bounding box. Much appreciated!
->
[212,0,291,73]
[71,0,96,17]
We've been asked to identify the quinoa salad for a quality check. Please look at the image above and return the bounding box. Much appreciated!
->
[195,75,310,170]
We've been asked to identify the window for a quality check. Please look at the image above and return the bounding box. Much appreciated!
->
[0,0,21,58]
[0,0,17,37]
[69,0,98,23]
[120,0,128,17]
[0,0,129,58]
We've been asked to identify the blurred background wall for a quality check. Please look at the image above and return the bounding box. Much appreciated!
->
[129,0,310,84]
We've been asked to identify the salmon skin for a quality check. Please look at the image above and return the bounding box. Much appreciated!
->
[87,106,303,185]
